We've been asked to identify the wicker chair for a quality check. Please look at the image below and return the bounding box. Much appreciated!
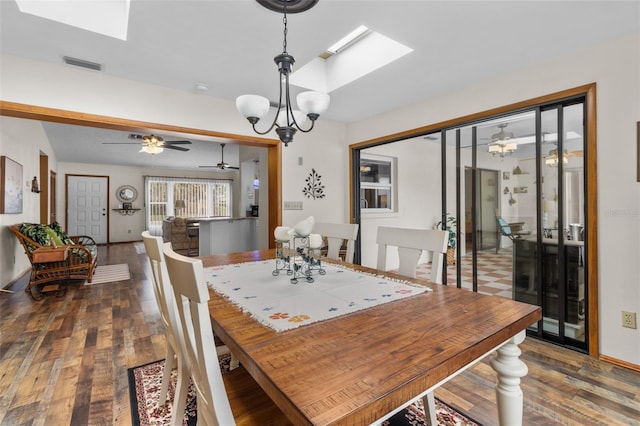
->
[10,223,98,300]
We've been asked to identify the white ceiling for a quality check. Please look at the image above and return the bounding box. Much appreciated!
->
[1,1,638,169]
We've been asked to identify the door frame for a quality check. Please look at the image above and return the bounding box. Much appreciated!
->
[349,84,598,357]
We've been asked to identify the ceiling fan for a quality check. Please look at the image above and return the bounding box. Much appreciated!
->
[103,134,192,154]
[199,143,239,170]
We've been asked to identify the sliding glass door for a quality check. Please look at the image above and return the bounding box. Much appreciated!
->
[351,95,589,353]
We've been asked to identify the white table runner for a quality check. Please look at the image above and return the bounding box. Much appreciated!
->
[205,260,430,332]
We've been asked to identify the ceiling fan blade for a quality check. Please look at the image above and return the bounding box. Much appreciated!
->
[165,140,192,145]
[164,145,190,152]
[102,142,139,144]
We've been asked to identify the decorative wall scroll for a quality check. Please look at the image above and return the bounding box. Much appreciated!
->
[0,156,23,214]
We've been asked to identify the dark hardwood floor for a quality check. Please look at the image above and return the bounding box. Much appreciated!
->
[1,242,638,425]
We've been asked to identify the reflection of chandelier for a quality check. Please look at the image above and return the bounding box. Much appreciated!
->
[545,148,568,167]
[488,124,517,157]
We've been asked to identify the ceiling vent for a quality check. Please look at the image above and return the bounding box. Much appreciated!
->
[62,56,102,71]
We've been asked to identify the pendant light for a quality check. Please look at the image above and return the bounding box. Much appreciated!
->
[236,0,329,146]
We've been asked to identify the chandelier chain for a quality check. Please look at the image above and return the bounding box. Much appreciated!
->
[282,2,288,54]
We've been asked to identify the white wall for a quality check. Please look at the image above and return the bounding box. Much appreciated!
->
[346,32,640,365]
[359,138,442,270]
[280,119,349,228]
[1,31,638,364]
[0,116,58,286]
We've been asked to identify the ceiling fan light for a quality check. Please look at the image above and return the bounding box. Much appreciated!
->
[296,91,330,119]
[140,145,164,155]
[236,95,270,122]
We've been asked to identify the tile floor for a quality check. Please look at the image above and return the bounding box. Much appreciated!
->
[415,248,515,299]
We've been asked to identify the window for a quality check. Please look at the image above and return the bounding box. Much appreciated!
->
[145,176,232,235]
[360,154,395,212]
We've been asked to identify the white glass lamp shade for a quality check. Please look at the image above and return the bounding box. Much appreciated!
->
[296,91,330,116]
[488,144,501,154]
[276,108,307,127]
[505,143,517,152]
[236,95,270,120]
[140,145,164,154]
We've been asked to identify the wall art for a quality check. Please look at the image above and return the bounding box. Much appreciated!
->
[302,168,325,199]
[0,156,24,214]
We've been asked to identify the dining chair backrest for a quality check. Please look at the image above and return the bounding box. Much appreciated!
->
[313,222,359,263]
[376,226,448,284]
[162,243,235,426]
[141,231,180,346]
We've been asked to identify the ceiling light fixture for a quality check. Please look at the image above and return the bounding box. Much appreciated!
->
[236,0,329,146]
[140,135,164,155]
[140,145,164,155]
[545,148,569,167]
[488,124,517,158]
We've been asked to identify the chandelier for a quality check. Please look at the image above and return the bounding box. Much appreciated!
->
[545,148,568,167]
[488,124,517,158]
[236,0,330,146]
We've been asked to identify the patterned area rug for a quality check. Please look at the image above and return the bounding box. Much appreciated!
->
[85,263,131,285]
[128,356,482,426]
[204,260,429,332]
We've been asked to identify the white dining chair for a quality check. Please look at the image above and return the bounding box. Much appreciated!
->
[376,226,448,284]
[313,222,359,263]
[375,226,448,425]
[141,231,191,426]
[162,244,291,425]
[142,232,234,426]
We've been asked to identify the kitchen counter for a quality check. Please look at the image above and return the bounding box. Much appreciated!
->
[198,217,258,256]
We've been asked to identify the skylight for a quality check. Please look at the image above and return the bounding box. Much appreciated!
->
[290,27,413,94]
[15,0,131,40]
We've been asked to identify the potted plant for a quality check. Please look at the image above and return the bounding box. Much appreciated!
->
[434,213,457,264]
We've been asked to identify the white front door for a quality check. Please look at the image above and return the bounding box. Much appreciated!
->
[67,175,108,244]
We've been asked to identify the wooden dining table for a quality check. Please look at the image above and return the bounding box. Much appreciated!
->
[202,250,542,426]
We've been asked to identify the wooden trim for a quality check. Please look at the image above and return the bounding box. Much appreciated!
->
[0,100,283,250]
[39,154,49,224]
[50,170,57,223]
[600,354,640,373]
[585,84,599,357]
[348,148,355,224]
[0,101,280,147]
[267,143,282,249]
[349,83,600,358]
[349,83,598,150]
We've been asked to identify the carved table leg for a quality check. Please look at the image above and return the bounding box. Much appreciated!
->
[490,330,528,426]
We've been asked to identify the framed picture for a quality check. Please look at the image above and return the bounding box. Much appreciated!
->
[513,186,528,194]
[122,202,133,210]
[503,171,510,180]
[0,156,23,214]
